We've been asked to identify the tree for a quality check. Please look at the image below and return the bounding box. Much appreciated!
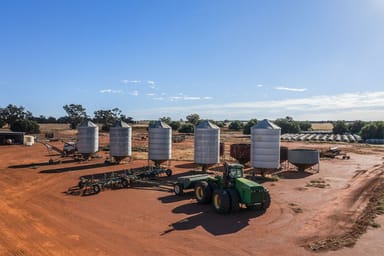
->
[243,119,258,134]
[10,119,40,134]
[360,122,384,140]
[0,104,37,132]
[120,114,134,124]
[274,117,300,134]
[186,113,200,125]
[169,121,181,131]
[348,120,366,134]
[228,120,244,131]
[0,104,31,127]
[94,109,117,131]
[179,123,194,133]
[298,121,312,131]
[159,116,172,124]
[63,104,88,129]
[332,120,349,134]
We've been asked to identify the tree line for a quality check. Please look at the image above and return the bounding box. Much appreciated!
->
[0,104,383,140]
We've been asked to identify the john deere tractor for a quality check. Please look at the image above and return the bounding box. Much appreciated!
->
[174,163,271,213]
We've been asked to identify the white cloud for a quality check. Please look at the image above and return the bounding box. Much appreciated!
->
[122,80,141,84]
[256,84,264,88]
[275,86,308,92]
[147,80,157,88]
[167,94,213,101]
[146,93,156,96]
[99,89,123,94]
[130,90,139,96]
[131,91,384,121]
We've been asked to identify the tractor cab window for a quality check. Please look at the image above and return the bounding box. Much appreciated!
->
[229,168,242,178]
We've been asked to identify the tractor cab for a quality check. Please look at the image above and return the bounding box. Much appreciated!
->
[223,163,244,187]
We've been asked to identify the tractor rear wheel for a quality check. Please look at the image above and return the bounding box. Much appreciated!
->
[194,181,212,204]
[174,183,184,195]
[212,189,231,214]
[227,188,240,212]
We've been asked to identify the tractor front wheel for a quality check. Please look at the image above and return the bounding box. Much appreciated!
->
[212,189,231,214]
[262,190,271,210]
[194,181,212,204]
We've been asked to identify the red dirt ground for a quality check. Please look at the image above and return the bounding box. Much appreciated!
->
[0,137,383,255]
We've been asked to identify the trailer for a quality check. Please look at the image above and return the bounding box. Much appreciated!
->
[67,166,172,196]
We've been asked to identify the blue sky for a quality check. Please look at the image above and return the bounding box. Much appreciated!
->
[1,0,384,121]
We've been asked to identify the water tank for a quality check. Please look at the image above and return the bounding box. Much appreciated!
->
[194,120,220,165]
[288,149,319,172]
[251,119,281,169]
[109,120,132,161]
[148,121,172,164]
[24,135,35,146]
[77,120,99,154]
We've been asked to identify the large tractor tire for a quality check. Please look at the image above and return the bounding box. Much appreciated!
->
[194,181,212,204]
[174,183,184,195]
[227,188,240,212]
[262,190,271,210]
[212,189,231,214]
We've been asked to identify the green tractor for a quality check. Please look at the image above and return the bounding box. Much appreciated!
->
[174,163,271,213]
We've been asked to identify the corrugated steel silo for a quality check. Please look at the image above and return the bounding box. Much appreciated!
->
[109,120,132,162]
[194,120,220,167]
[148,121,172,166]
[251,119,281,169]
[77,120,99,156]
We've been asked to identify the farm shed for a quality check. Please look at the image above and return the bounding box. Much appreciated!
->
[0,131,25,145]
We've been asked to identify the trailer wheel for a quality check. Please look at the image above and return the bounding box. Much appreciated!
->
[121,178,129,188]
[227,188,240,212]
[93,184,101,194]
[78,181,84,189]
[166,169,172,177]
[174,183,184,195]
[212,189,231,214]
[262,190,271,210]
[194,181,212,204]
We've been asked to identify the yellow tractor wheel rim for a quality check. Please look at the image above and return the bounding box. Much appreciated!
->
[214,194,221,209]
[196,187,203,200]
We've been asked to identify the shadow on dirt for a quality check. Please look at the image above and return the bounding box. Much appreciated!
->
[161,202,265,236]
[9,159,78,169]
[158,192,195,204]
[174,163,200,169]
[39,163,108,174]
[275,170,315,179]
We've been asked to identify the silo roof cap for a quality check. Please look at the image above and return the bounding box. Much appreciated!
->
[253,119,281,129]
[150,121,171,128]
[112,120,131,128]
[79,120,97,127]
[196,120,219,129]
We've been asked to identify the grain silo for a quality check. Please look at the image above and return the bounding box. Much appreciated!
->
[251,119,281,170]
[148,121,172,167]
[109,120,132,163]
[77,120,99,158]
[194,120,220,170]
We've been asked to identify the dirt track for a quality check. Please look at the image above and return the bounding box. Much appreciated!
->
[0,139,383,255]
